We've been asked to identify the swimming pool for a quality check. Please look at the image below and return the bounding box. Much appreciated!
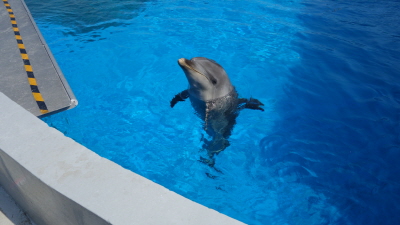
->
[25,0,400,224]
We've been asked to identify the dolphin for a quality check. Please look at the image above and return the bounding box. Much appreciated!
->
[171,57,264,167]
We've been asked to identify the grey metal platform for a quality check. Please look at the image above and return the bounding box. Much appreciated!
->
[0,0,77,117]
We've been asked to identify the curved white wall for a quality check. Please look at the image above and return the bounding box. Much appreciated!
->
[0,92,244,225]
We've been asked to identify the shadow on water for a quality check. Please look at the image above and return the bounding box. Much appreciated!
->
[24,0,148,35]
[260,0,400,224]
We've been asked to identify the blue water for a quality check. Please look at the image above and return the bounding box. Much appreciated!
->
[24,0,400,224]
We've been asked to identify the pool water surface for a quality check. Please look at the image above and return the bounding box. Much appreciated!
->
[24,0,400,224]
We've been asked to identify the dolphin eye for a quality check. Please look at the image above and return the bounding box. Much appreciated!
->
[210,77,217,85]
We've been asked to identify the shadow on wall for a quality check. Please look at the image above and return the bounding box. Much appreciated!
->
[0,185,36,225]
[0,149,111,225]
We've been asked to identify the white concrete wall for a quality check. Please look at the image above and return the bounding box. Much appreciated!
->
[0,92,244,225]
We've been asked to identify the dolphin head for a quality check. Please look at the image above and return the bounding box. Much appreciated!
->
[178,57,233,101]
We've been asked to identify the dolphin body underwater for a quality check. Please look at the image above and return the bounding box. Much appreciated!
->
[171,57,264,167]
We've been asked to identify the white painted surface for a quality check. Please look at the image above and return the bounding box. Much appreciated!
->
[0,92,244,225]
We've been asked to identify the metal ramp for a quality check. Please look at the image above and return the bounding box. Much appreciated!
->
[0,0,77,117]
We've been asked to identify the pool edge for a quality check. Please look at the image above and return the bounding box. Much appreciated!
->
[0,92,244,225]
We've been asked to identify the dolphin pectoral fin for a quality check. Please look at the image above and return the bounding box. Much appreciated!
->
[170,90,189,108]
[239,98,264,111]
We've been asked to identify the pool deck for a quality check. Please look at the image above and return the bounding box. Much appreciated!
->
[0,0,77,118]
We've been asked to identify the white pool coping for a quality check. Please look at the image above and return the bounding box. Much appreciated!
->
[0,92,244,225]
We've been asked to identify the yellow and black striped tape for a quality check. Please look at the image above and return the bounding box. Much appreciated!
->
[3,0,49,114]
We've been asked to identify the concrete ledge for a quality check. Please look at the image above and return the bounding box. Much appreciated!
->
[0,92,244,225]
